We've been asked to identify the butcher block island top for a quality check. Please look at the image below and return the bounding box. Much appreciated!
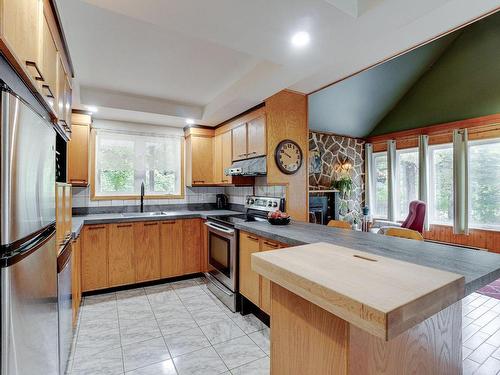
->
[252,242,465,340]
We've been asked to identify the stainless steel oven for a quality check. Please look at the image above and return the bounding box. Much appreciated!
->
[205,220,238,311]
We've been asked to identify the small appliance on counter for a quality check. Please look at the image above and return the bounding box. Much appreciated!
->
[204,195,285,312]
[216,193,229,209]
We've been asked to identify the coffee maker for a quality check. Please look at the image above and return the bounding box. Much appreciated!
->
[216,194,229,209]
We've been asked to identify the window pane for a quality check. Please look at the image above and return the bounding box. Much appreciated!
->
[430,146,453,224]
[373,153,388,218]
[95,131,182,197]
[397,149,419,220]
[96,137,135,195]
[469,139,500,229]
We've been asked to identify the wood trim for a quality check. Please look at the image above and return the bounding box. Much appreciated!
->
[184,127,215,137]
[367,114,500,144]
[308,8,500,96]
[47,0,74,77]
[72,108,93,116]
[214,102,265,131]
[424,224,500,253]
[89,129,185,200]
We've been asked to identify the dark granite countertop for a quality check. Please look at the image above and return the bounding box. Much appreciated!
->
[72,210,239,239]
[235,220,500,296]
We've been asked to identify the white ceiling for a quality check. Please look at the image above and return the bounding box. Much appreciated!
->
[56,0,499,128]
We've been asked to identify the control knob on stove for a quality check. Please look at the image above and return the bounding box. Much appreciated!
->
[272,202,278,208]
[248,198,254,205]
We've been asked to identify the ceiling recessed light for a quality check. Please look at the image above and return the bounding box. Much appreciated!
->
[291,31,310,47]
[186,119,195,125]
[86,105,98,113]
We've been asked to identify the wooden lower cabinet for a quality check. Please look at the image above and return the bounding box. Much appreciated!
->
[182,219,202,274]
[71,235,81,326]
[239,232,261,306]
[80,218,205,292]
[108,223,135,286]
[134,222,161,282]
[160,220,183,277]
[239,231,286,313]
[81,224,108,292]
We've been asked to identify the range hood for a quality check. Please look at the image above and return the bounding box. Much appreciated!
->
[226,156,266,176]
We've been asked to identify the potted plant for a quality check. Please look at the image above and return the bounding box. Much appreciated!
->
[332,176,353,200]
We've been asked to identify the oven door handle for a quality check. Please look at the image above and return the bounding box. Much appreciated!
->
[204,221,235,234]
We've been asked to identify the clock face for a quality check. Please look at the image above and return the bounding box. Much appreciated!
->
[275,140,303,175]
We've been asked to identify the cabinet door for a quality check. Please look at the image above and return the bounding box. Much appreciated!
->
[232,124,247,161]
[108,223,135,287]
[55,183,64,245]
[201,219,209,273]
[260,239,280,314]
[134,222,161,282]
[68,124,89,185]
[63,73,72,131]
[247,116,266,157]
[221,131,232,184]
[191,136,214,184]
[1,0,43,82]
[213,134,223,183]
[182,219,201,274]
[239,232,261,306]
[63,185,72,240]
[81,225,108,292]
[159,220,183,277]
[40,12,57,109]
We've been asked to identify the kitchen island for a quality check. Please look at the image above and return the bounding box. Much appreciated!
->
[236,220,500,374]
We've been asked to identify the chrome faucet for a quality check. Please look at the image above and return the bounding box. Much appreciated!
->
[140,181,145,213]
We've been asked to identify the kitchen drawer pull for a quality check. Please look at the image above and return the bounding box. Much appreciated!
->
[144,222,158,226]
[193,180,205,183]
[237,153,247,157]
[42,84,54,99]
[117,224,132,228]
[88,225,105,230]
[161,221,176,225]
[247,235,259,241]
[25,61,44,81]
[263,241,278,247]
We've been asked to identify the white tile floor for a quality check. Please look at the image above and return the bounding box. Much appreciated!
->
[67,277,269,375]
[68,277,500,375]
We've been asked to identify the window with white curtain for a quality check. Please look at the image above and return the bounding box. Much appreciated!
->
[469,138,500,229]
[95,130,182,197]
[429,144,453,224]
[372,152,388,219]
[396,148,419,220]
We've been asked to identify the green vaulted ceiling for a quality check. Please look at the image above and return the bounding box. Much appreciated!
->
[308,11,500,138]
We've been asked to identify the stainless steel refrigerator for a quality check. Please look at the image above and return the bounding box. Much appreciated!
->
[0,85,58,375]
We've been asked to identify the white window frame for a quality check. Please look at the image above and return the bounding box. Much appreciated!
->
[92,130,184,200]
[395,147,419,221]
[371,151,389,220]
[468,137,500,231]
[428,143,453,225]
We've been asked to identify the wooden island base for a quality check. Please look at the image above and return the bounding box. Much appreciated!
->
[270,283,462,375]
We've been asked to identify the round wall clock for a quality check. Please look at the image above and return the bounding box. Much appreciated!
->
[275,139,303,175]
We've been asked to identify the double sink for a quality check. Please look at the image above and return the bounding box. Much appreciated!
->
[121,211,174,217]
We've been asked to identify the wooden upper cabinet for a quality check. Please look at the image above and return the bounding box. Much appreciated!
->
[213,134,223,183]
[108,223,135,287]
[239,232,261,306]
[231,115,267,161]
[68,116,90,186]
[81,224,108,292]
[40,11,57,109]
[182,219,201,274]
[247,116,266,157]
[232,124,247,161]
[160,220,183,278]
[221,131,232,183]
[186,135,214,186]
[134,222,161,282]
[0,0,43,82]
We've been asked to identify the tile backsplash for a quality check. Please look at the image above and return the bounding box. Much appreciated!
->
[72,186,226,208]
[72,184,286,209]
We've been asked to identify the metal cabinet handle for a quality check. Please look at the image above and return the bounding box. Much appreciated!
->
[193,180,205,183]
[25,61,44,81]
[263,241,278,248]
[162,221,176,225]
[42,84,54,99]
[88,225,105,230]
[117,224,132,228]
[247,235,259,241]
[144,222,158,226]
